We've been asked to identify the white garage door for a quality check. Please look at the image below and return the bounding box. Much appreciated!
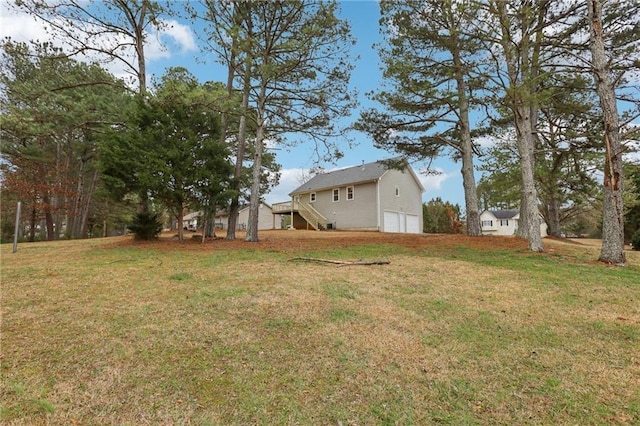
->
[406,214,420,234]
[383,211,400,233]
[384,211,420,233]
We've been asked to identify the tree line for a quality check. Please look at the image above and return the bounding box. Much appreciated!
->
[356,0,639,263]
[1,0,354,243]
[1,0,639,263]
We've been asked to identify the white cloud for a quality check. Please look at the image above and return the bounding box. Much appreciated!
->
[417,168,457,192]
[0,3,51,44]
[474,135,497,149]
[144,19,197,61]
[264,137,279,150]
[0,2,196,82]
[159,19,197,53]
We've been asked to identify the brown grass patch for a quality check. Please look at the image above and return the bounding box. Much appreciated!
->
[2,231,639,424]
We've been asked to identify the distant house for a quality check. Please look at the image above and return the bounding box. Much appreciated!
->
[216,202,284,231]
[273,159,424,233]
[480,209,548,237]
[183,211,200,231]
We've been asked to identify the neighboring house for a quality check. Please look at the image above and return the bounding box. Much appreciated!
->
[480,209,548,237]
[216,202,283,231]
[183,211,200,231]
[276,159,424,233]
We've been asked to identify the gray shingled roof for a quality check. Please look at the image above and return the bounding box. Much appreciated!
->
[490,209,518,219]
[289,159,400,195]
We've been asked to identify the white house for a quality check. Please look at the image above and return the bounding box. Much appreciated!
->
[216,202,284,231]
[480,209,548,237]
[274,159,425,233]
[182,211,200,231]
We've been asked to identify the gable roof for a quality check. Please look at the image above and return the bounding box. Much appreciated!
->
[486,209,519,219]
[238,202,272,214]
[215,202,272,217]
[289,158,424,195]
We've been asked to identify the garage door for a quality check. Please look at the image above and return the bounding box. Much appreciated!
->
[384,211,420,233]
[406,214,420,234]
[383,211,400,233]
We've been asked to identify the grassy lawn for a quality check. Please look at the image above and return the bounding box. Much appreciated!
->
[1,231,639,425]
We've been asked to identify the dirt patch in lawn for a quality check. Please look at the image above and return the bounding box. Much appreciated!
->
[107,230,639,266]
[112,229,530,252]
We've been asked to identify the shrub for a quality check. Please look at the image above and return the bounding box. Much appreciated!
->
[127,211,163,240]
[631,229,640,251]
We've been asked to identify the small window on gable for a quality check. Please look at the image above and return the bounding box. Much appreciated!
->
[395,186,400,197]
[346,186,354,200]
[310,192,316,202]
[332,188,339,202]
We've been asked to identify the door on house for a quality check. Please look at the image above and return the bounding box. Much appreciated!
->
[406,214,420,234]
[383,211,400,233]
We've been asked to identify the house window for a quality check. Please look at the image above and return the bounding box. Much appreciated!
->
[332,188,340,202]
[310,192,316,202]
[482,220,493,227]
[346,186,354,200]
[499,219,509,226]
[395,186,400,197]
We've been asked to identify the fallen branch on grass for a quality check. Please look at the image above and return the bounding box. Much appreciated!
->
[289,257,390,266]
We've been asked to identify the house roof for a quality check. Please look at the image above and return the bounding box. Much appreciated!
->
[488,209,519,219]
[215,202,272,217]
[183,211,202,221]
[238,202,272,214]
[289,158,424,195]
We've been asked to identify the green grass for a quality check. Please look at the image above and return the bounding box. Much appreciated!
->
[1,233,639,425]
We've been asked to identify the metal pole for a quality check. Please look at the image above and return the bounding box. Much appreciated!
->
[13,201,21,253]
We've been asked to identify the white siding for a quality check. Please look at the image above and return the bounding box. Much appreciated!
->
[309,181,379,230]
[378,169,423,233]
[237,203,277,230]
[480,210,548,237]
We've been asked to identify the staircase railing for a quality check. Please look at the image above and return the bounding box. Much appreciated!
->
[297,200,328,230]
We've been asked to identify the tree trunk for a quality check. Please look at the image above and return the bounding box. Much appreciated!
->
[453,50,481,236]
[43,193,55,241]
[226,1,253,240]
[226,79,250,240]
[588,0,625,264]
[79,168,99,238]
[494,0,543,252]
[54,138,64,241]
[177,204,185,243]
[246,95,266,242]
[70,158,86,238]
[545,193,562,237]
[29,206,37,242]
[130,2,149,214]
[515,104,543,251]
[134,2,147,97]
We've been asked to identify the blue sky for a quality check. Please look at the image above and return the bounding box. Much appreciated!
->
[157,1,467,206]
[0,0,470,208]
[3,1,638,212]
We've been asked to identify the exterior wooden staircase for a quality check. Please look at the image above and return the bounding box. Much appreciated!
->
[297,201,328,230]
